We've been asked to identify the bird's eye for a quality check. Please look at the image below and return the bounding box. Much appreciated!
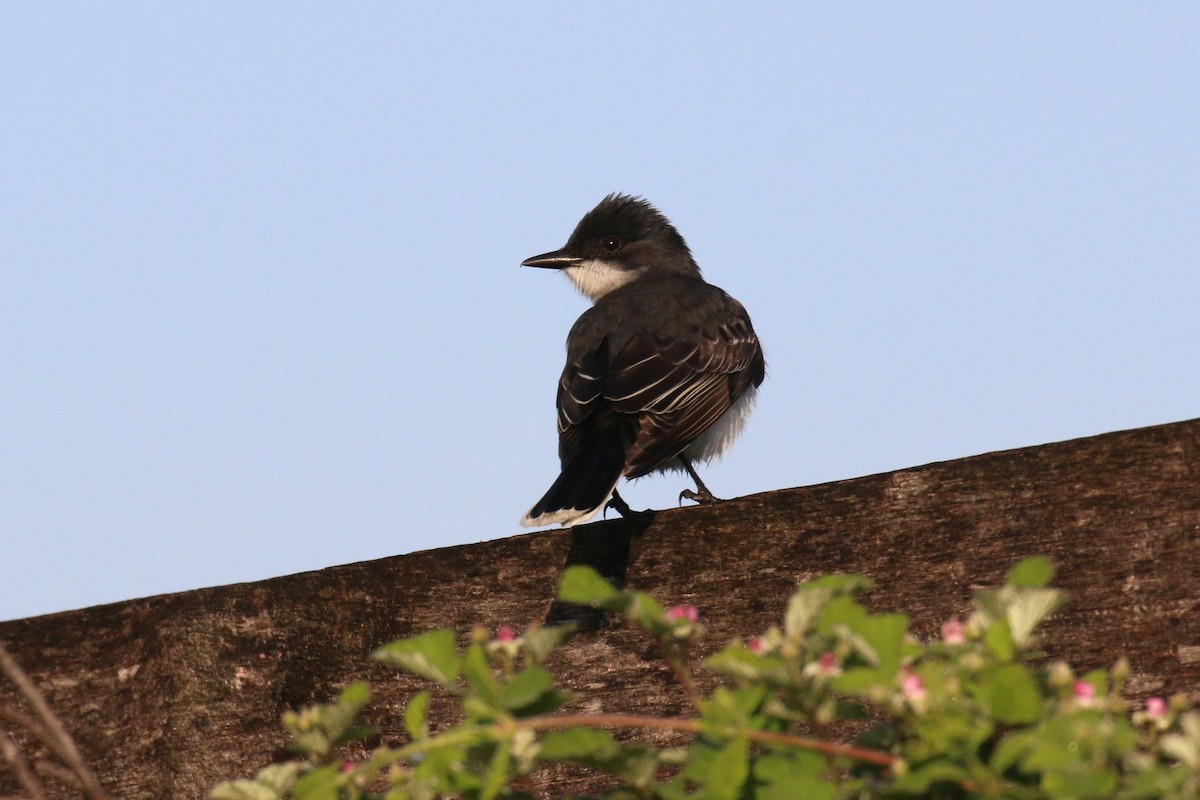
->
[601,235,622,253]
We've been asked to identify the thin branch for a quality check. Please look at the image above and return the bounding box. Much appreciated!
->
[0,732,49,800]
[372,709,895,780]
[658,643,705,713]
[0,708,46,742]
[33,759,87,791]
[0,707,76,767]
[0,641,114,800]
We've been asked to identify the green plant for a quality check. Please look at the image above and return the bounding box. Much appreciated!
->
[212,557,1200,799]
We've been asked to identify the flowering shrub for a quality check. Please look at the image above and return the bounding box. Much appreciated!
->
[212,557,1200,799]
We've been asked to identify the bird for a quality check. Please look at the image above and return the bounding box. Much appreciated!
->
[520,193,765,527]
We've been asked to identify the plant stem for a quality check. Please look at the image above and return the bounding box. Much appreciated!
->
[0,641,115,800]
[660,644,705,713]
[0,732,49,800]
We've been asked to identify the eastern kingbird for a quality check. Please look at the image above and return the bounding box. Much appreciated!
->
[520,194,765,527]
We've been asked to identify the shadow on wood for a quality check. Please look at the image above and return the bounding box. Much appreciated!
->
[2,418,1198,798]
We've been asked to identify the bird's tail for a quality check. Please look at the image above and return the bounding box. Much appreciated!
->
[521,442,625,527]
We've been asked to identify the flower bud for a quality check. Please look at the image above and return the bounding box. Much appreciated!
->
[940,618,966,645]
[666,605,700,624]
[1047,660,1074,690]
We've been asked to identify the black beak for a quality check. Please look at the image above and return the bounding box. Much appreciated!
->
[521,248,582,269]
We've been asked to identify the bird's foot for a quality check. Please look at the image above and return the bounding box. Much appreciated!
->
[679,487,722,506]
[677,456,721,506]
[604,491,652,519]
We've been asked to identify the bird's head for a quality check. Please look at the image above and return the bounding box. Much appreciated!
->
[522,194,700,301]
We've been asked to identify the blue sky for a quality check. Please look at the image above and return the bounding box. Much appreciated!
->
[2,4,1197,621]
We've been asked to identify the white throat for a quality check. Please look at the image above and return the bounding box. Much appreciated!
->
[563,258,642,302]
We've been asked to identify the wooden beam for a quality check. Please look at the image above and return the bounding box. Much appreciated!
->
[2,418,1198,798]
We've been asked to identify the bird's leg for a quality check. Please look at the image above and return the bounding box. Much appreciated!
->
[678,457,721,505]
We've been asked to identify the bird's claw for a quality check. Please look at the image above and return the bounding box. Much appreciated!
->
[679,488,720,506]
[605,492,650,519]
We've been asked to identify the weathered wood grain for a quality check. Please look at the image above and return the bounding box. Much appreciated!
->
[2,418,1198,798]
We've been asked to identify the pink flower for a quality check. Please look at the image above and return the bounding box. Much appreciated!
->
[902,668,926,703]
[747,636,766,654]
[340,760,355,774]
[940,618,965,645]
[1073,680,1096,705]
[1146,696,1166,718]
[666,605,699,623]
[802,651,841,680]
[496,626,516,642]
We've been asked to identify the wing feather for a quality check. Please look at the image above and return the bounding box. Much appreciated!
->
[552,284,765,479]
[610,318,763,477]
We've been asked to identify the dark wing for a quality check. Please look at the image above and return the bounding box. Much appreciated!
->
[607,314,763,477]
[554,342,612,466]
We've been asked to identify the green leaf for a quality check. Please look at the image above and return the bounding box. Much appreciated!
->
[817,595,868,636]
[479,739,512,800]
[403,691,430,740]
[605,745,661,786]
[253,764,303,794]
[1160,729,1200,770]
[784,585,834,638]
[1008,556,1055,588]
[372,629,461,686]
[557,567,677,635]
[849,613,909,672]
[325,681,373,746]
[337,680,371,712]
[281,683,372,758]
[210,780,284,800]
[537,727,620,761]
[557,565,619,605]
[975,580,1066,651]
[291,766,341,800]
[984,617,1016,661]
[1007,587,1066,647]
[705,644,771,680]
[1080,669,1108,697]
[1020,714,1091,771]
[499,666,556,712]
[705,736,750,800]
[287,727,330,759]
[753,751,835,800]
[1043,768,1117,799]
[333,724,375,748]
[462,644,501,707]
[910,704,993,757]
[785,574,874,639]
[408,742,472,795]
[727,683,769,715]
[623,590,669,633]
[522,624,575,663]
[703,685,768,725]
[808,573,875,594]
[890,759,972,793]
[982,664,1043,724]
[656,778,691,800]
[831,667,889,695]
[538,727,660,787]
[990,731,1035,773]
